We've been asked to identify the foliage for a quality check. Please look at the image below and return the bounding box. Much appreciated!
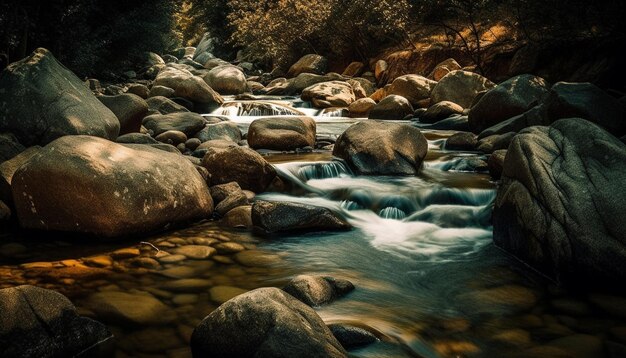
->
[0,0,180,78]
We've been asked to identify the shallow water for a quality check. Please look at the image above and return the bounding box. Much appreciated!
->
[2,97,626,357]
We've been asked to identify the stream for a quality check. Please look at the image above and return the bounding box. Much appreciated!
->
[1,96,625,358]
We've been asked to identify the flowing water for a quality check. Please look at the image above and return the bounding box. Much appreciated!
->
[1,97,625,357]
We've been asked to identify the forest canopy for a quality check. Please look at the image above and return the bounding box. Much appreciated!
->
[1,0,624,77]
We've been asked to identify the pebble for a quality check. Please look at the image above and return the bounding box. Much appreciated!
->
[19,262,54,269]
[168,238,188,245]
[209,286,247,304]
[189,238,218,246]
[214,242,245,254]
[158,254,187,264]
[160,266,197,279]
[464,284,538,312]
[110,248,141,259]
[172,245,216,260]
[131,257,160,269]
[212,255,235,264]
[161,278,212,292]
[172,294,199,306]
[83,255,113,267]
[235,250,282,267]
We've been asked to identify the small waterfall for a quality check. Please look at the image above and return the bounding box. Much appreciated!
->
[296,161,353,181]
[340,200,361,210]
[379,207,407,220]
[216,101,305,117]
[319,108,349,117]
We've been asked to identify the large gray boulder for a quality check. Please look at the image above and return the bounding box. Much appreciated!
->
[333,121,428,175]
[468,74,549,133]
[247,117,316,150]
[11,136,213,238]
[204,65,248,95]
[387,74,437,107]
[301,81,355,108]
[98,93,149,135]
[368,95,414,120]
[283,73,345,95]
[0,48,119,146]
[202,146,276,192]
[431,70,495,108]
[142,112,205,137]
[190,287,347,358]
[493,118,626,283]
[287,54,328,78]
[252,201,350,235]
[195,121,242,143]
[0,285,111,358]
[154,64,223,105]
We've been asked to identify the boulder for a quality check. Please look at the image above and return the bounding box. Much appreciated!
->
[348,98,376,118]
[0,48,119,146]
[116,133,159,145]
[155,130,187,145]
[146,96,190,114]
[149,85,176,98]
[0,285,111,357]
[420,101,464,124]
[283,275,354,306]
[387,74,437,107]
[210,182,243,204]
[334,121,427,175]
[368,95,414,120]
[0,146,41,205]
[195,121,241,143]
[468,74,549,133]
[215,191,248,216]
[190,287,347,358]
[283,73,345,95]
[248,117,316,150]
[221,205,253,229]
[301,81,355,108]
[476,132,516,154]
[493,118,626,283]
[428,58,462,81]
[142,112,205,136]
[252,201,350,235]
[193,33,215,62]
[374,60,388,85]
[0,133,24,163]
[342,62,365,77]
[202,146,276,192]
[328,324,378,349]
[154,65,223,105]
[126,83,150,99]
[431,70,495,108]
[445,132,478,151]
[350,77,376,97]
[542,82,626,136]
[488,149,507,179]
[346,79,366,99]
[204,65,248,95]
[420,114,470,131]
[98,93,149,135]
[287,54,328,78]
[12,136,213,238]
